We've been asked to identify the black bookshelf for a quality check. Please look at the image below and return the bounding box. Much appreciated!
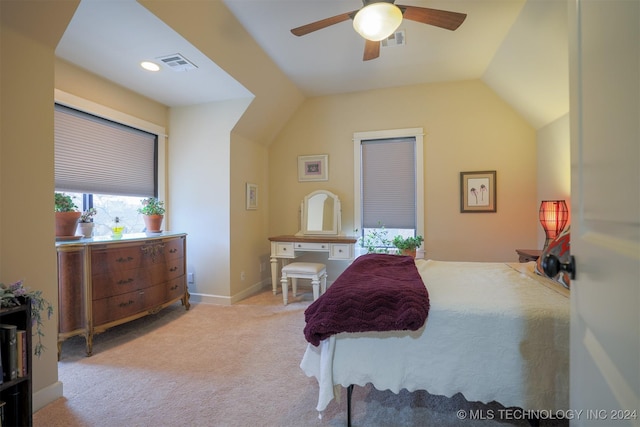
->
[0,299,32,426]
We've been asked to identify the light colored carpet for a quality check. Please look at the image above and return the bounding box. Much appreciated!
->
[34,289,567,427]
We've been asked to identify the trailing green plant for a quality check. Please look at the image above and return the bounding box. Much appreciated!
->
[0,280,54,357]
[392,235,424,251]
[358,223,392,254]
[79,207,97,223]
[138,197,165,215]
[54,192,78,212]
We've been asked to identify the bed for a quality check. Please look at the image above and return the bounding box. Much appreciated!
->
[299,254,570,421]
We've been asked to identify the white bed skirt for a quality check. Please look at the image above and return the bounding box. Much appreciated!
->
[300,259,570,413]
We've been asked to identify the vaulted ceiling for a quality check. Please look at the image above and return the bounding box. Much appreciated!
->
[56,0,568,130]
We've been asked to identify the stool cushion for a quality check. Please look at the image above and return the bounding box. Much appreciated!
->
[282,262,326,275]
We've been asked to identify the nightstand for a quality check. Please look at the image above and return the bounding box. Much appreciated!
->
[515,249,542,263]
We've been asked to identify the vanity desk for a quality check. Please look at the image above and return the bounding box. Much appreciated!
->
[269,190,356,295]
[268,235,357,295]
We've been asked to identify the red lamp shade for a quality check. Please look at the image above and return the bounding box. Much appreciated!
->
[539,200,569,248]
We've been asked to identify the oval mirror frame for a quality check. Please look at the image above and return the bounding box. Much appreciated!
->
[299,190,342,236]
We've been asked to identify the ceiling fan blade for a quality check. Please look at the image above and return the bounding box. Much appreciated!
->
[398,5,467,31]
[363,39,380,61]
[291,11,356,36]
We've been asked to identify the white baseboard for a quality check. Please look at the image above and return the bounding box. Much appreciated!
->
[189,279,270,306]
[33,380,63,412]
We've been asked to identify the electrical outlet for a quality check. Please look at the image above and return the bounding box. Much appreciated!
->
[187,272,194,284]
[240,271,246,281]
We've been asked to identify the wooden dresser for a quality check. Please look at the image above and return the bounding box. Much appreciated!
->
[56,232,189,357]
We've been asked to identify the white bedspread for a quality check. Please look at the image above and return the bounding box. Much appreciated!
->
[300,259,570,413]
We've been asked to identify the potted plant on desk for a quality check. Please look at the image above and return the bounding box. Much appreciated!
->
[392,235,424,258]
[77,208,97,238]
[54,192,81,238]
[138,197,165,233]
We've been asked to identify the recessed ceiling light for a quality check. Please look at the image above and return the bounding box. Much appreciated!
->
[140,61,160,72]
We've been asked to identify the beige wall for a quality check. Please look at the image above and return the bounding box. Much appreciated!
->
[536,114,571,247]
[230,133,270,298]
[0,0,79,411]
[269,79,539,264]
[55,59,168,126]
[168,100,252,303]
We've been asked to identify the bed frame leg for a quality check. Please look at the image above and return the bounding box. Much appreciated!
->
[347,384,354,427]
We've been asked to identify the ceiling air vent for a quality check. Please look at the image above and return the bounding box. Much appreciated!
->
[157,53,198,72]
[382,29,406,48]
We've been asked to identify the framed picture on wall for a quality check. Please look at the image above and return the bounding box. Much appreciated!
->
[298,154,328,182]
[246,182,258,210]
[460,170,496,213]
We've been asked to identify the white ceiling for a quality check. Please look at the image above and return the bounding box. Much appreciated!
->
[56,0,568,129]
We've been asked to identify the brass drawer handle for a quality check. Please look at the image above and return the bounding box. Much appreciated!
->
[117,278,134,285]
[119,299,135,307]
[116,256,134,263]
[169,266,178,272]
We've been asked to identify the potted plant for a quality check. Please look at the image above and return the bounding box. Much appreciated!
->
[54,192,81,237]
[359,226,392,254]
[0,279,54,357]
[138,197,165,233]
[77,208,97,238]
[392,235,424,258]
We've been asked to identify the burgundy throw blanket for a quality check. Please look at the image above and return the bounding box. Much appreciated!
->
[304,253,430,346]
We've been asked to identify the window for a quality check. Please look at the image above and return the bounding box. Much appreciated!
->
[54,101,161,236]
[353,128,424,250]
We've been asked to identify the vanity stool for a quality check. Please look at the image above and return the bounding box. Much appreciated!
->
[280,262,327,305]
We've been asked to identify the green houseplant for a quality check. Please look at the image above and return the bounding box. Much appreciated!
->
[359,226,392,254]
[138,197,165,232]
[0,280,54,357]
[54,192,81,237]
[77,208,97,238]
[392,235,424,258]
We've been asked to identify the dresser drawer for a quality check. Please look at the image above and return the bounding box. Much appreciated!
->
[275,242,295,258]
[91,246,143,275]
[329,244,352,260]
[92,269,148,300]
[160,259,184,282]
[93,289,145,326]
[164,237,185,261]
[92,261,183,300]
[165,277,186,302]
[294,242,329,251]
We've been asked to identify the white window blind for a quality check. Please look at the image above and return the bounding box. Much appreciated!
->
[54,104,157,197]
[361,137,416,229]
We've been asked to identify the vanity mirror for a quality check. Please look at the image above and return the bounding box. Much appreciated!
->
[298,190,342,236]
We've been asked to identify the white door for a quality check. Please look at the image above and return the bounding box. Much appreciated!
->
[568,0,639,425]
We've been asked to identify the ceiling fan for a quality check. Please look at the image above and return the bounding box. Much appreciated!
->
[290,0,467,61]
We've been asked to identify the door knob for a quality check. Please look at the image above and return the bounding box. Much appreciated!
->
[542,254,576,280]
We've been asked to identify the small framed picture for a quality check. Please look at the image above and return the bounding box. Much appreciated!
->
[298,154,328,182]
[460,170,496,213]
[246,183,258,210]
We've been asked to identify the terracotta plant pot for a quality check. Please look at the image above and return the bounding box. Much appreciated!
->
[401,248,417,258]
[143,214,164,232]
[55,211,81,237]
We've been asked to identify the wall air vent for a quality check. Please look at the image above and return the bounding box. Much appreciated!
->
[156,53,198,72]
[382,29,406,48]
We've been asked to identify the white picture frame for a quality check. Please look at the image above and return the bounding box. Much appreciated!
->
[246,183,258,210]
[298,154,328,182]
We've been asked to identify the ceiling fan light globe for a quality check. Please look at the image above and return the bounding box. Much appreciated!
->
[353,3,402,42]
